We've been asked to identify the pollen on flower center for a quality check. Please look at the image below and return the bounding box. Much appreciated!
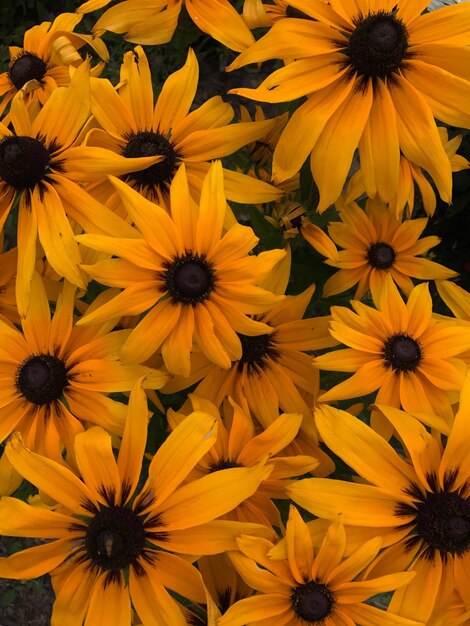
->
[291,580,334,622]
[345,12,409,82]
[0,136,50,189]
[123,130,178,187]
[85,505,146,571]
[237,332,279,373]
[9,52,47,90]
[16,355,68,405]
[367,242,396,269]
[383,333,422,372]
[162,254,216,304]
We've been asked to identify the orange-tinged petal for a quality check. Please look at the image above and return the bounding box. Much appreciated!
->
[119,46,153,131]
[153,551,206,603]
[218,595,290,626]
[74,427,122,505]
[129,562,187,626]
[162,304,194,376]
[16,195,39,317]
[0,538,71,579]
[238,413,302,466]
[288,478,400,527]
[195,160,226,254]
[146,410,218,506]
[51,561,98,626]
[186,0,255,52]
[5,432,94,513]
[312,79,373,213]
[193,303,231,370]
[318,361,387,402]
[158,464,271,530]
[0,497,78,538]
[120,298,180,364]
[311,518,348,583]
[85,571,131,626]
[20,271,51,354]
[272,77,354,183]
[315,404,415,496]
[286,505,314,584]
[388,553,443,623]
[154,47,198,134]
[90,76,136,135]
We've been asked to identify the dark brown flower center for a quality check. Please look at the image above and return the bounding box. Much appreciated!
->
[0,136,50,189]
[367,242,396,269]
[162,254,215,304]
[415,491,470,556]
[123,131,177,188]
[237,332,279,373]
[345,11,409,83]
[9,52,47,90]
[85,506,146,571]
[291,580,334,622]
[16,355,68,405]
[383,333,421,372]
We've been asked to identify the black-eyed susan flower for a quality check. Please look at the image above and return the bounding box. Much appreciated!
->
[86,45,282,210]
[0,382,273,626]
[289,391,470,624]
[168,395,319,528]
[344,127,470,218]
[78,0,256,51]
[303,199,457,299]
[76,162,285,377]
[0,272,167,464]
[0,12,108,117]
[0,60,159,315]
[161,255,336,473]
[315,275,470,435]
[219,504,421,626]
[227,0,470,212]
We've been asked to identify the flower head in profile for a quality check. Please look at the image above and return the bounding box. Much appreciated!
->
[228,0,470,212]
[0,12,108,117]
[76,161,285,377]
[0,382,272,625]
[303,199,457,299]
[218,504,420,626]
[0,272,167,467]
[316,275,470,435]
[86,45,281,210]
[289,387,470,624]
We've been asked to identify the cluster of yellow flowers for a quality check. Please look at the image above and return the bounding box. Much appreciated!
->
[0,1,469,624]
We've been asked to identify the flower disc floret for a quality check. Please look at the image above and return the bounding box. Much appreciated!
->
[16,354,68,405]
[346,11,409,82]
[8,52,47,90]
[367,242,396,269]
[383,333,422,372]
[123,131,177,187]
[0,136,50,189]
[162,254,216,305]
[291,580,334,622]
[85,505,146,571]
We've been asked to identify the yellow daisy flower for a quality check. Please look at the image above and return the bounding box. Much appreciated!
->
[0,60,159,315]
[316,275,470,434]
[168,394,319,528]
[303,199,457,299]
[0,383,272,625]
[289,392,470,624]
[0,12,108,117]
[227,0,470,212]
[77,0,256,51]
[219,505,420,626]
[86,45,281,210]
[161,258,336,472]
[76,162,285,377]
[0,272,167,464]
